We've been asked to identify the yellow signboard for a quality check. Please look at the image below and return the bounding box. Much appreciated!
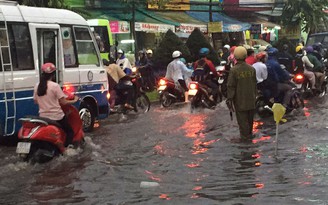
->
[279,26,301,40]
[148,0,190,11]
[208,21,223,33]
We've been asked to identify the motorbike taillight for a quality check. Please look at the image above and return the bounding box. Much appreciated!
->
[294,74,304,84]
[189,83,198,90]
[158,79,167,86]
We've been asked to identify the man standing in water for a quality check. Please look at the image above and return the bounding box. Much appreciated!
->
[226,46,257,140]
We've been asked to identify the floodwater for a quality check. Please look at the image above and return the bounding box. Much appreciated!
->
[1,99,328,205]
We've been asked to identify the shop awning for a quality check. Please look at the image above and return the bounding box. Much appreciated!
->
[90,8,179,26]
[186,11,251,32]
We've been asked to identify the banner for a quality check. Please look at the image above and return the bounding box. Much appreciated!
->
[110,21,130,34]
[208,22,223,33]
[239,0,275,7]
[135,22,175,33]
[148,0,221,11]
[279,26,301,40]
[176,23,207,34]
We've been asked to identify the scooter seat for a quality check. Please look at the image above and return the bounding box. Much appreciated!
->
[23,115,63,128]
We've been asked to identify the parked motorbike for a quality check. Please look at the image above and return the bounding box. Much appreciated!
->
[216,61,228,102]
[110,73,151,114]
[256,74,305,118]
[16,96,84,163]
[158,78,186,107]
[188,81,216,112]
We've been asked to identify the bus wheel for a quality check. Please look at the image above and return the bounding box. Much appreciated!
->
[79,103,95,132]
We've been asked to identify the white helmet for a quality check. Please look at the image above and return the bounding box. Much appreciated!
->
[146,49,153,54]
[117,49,124,54]
[223,44,230,50]
[172,50,181,58]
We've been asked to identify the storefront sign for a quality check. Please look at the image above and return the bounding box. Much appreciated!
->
[279,26,301,40]
[148,0,221,11]
[239,0,275,7]
[208,21,223,33]
[250,24,261,34]
[227,24,243,32]
[176,23,207,34]
[110,21,130,34]
[135,22,175,33]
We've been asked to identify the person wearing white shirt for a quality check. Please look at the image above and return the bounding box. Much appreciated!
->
[165,50,190,102]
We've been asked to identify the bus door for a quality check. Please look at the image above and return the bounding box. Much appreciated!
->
[29,24,62,84]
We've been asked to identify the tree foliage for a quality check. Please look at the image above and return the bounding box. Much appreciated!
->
[153,29,191,71]
[281,0,328,33]
[186,28,219,66]
[13,0,90,18]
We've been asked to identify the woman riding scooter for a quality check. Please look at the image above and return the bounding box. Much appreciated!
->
[33,63,79,148]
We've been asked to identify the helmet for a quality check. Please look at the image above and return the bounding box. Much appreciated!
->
[41,63,56,74]
[256,51,267,61]
[295,45,303,53]
[234,46,247,60]
[282,44,289,50]
[266,47,279,56]
[258,45,267,52]
[172,50,182,58]
[180,58,186,64]
[223,44,230,50]
[305,46,314,53]
[313,43,322,52]
[199,47,210,57]
[146,49,153,54]
[117,49,124,54]
[138,50,146,55]
[230,46,237,53]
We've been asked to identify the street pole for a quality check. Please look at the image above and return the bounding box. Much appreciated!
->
[131,0,137,59]
[209,0,216,49]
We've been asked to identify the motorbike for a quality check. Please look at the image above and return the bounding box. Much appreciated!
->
[158,78,186,107]
[256,74,305,118]
[188,81,217,112]
[216,61,228,102]
[16,95,84,163]
[110,72,151,114]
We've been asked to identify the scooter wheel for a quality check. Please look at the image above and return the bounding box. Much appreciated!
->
[160,91,173,107]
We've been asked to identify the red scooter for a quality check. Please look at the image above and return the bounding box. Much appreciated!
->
[16,94,84,163]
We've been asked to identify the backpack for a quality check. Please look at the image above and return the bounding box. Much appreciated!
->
[294,55,304,74]
[193,61,209,83]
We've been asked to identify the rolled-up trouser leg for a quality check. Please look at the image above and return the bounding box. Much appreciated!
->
[236,109,255,139]
[304,70,316,89]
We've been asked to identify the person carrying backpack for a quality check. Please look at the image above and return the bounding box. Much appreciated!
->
[193,48,219,103]
[295,45,317,91]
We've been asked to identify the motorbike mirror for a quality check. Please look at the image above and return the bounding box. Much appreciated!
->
[102,59,110,66]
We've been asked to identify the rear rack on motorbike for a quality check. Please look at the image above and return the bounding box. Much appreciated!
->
[18,118,49,126]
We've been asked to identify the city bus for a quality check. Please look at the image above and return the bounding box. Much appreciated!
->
[0,2,110,138]
[87,19,114,60]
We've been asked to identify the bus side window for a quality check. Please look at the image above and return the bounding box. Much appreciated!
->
[74,27,99,66]
[7,24,34,71]
[61,27,77,67]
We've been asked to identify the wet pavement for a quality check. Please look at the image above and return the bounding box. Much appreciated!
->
[1,98,328,204]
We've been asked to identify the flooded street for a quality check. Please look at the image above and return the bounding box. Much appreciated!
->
[1,99,328,205]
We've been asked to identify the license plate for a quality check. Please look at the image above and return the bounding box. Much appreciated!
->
[218,78,224,84]
[157,85,167,91]
[188,89,198,96]
[296,84,302,89]
[16,142,31,154]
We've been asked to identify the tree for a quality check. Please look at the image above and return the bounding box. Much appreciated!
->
[186,28,219,66]
[11,0,90,18]
[153,29,191,73]
[281,0,328,33]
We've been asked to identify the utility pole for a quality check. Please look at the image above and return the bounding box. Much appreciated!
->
[131,0,137,58]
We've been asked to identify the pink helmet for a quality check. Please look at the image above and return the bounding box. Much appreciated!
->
[41,63,56,74]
